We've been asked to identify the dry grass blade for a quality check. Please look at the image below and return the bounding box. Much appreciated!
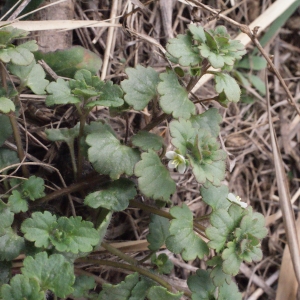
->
[266,70,300,285]
[276,216,300,299]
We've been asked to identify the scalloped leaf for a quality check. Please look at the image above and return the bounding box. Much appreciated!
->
[86,130,140,179]
[86,80,124,108]
[99,273,154,300]
[72,275,96,298]
[158,71,195,119]
[21,211,57,248]
[22,252,75,297]
[134,150,176,202]
[8,190,28,213]
[51,216,100,253]
[207,256,232,287]
[214,73,241,103]
[121,65,160,110]
[190,108,222,138]
[206,205,244,252]
[45,125,79,144]
[22,176,45,201]
[46,78,80,106]
[219,281,242,300]
[0,227,25,260]
[165,204,208,260]
[169,118,196,156]
[147,286,182,300]
[0,275,44,300]
[221,241,242,275]
[0,261,11,285]
[188,24,206,43]
[151,253,174,274]
[132,131,164,151]
[8,60,49,94]
[0,26,29,46]
[0,97,15,113]
[0,200,14,232]
[187,269,215,300]
[84,178,136,211]
[200,184,231,211]
[167,33,202,66]
[147,214,170,251]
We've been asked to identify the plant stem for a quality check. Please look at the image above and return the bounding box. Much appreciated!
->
[76,257,174,292]
[101,242,138,265]
[67,141,77,178]
[77,112,87,180]
[8,111,29,178]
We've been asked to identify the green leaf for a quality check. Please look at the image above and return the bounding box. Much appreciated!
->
[158,71,195,119]
[167,33,202,66]
[0,26,28,47]
[0,275,44,300]
[0,261,11,285]
[214,73,241,103]
[247,74,266,95]
[147,214,170,251]
[169,119,196,156]
[86,130,140,179]
[0,114,12,146]
[0,148,19,169]
[21,176,45,200]
[200,44,225,68]
[45,125,79,144]
[46,78,80,106]
[34,46,102,78]
[86,80,124,108]
[0,200,14,231]
[84,178,137,211]
[22,252,75,297]
[0,97,15,113]
[132,131,164,151]
[121,65,160,110]
[190,108,222,138]
[221,241,242,275]
[21,211,57,248]
[99,273,143,300]
[151,253,174,274]
[166,204,208,260]
[206,205,244,252]
[237,55,267,70]
[72,275,96,298]
[8,190,28,213]
[188,24,206,43]
[135,150,176,202]
[50,216,100,253]
[187,269,215,300]
[200,184,231,211]
[0,227,25,260]
[147,286,182,300]
[8,60,49,94]
[219,281,242,300]
[207,256,232,287]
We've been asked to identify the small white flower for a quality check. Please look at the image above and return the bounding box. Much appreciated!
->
[166,151,187,174]
[227,193,247,208]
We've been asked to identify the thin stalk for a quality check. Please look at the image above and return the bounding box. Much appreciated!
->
[67,141,77,178]
[77,112,87,180]
[101,242,138,265]
[76,257,174,292]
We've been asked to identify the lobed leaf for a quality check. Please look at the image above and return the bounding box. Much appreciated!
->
[151,253,174,274]
[22,252,75,297]
[87,130,140,179]
[84,178,136,211]
[147,214,170,251]
[72,275,96,298]
[132,131,164,151]
[214,73,241,103]
[121,65,160,110]
[158,70,195,119]
[166,204,208,260]
[147,286,182,300]
[0,97,15,113]
[135,150,176,202]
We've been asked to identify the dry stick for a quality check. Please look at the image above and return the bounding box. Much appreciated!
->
[101,0,118,80]
[265,70,300,286]
[183,0,300,115]
[7,0,31,21]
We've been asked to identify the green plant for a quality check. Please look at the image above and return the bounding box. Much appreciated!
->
[0,24,267,299]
